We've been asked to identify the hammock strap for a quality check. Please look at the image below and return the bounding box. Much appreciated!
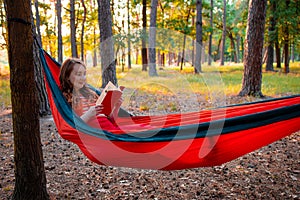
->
[7,17,31,26]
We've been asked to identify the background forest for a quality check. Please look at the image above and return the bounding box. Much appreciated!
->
[0,0,299,73]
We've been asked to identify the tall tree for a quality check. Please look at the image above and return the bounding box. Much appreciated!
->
[208,0,213,65]
[149,0,158,76]
[4,0,49,198]
[80,0,87,61]
[33,0,50,116]
[56,0,63,63]
[273,0,299,70]
[282,0,290,73]
[98,0,117,87]
[195,0,203,73]
[181,6,192,71]
[219,0,226,66]
[266,0,276,71]
[239,0,267,97]
[141,0,148,71]
[91,0,98,67]
[70,0,78,57]
[127,0,132,69]
[34,0,41,44]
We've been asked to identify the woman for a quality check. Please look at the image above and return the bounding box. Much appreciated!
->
[59,58,122,129]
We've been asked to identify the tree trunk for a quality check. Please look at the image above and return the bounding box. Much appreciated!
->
[33,0,51,115]
[56,0,63,63]
[236,35,240,63]
[220,0,226,66]
[215,36,222,61]
[275,41,281,68]
[291,42,294,62]
[5,0,49,198]
[97,0,117,87]
[273,0,281,69]
[266,0,276,71]
[283,0,290,73]
[32,18,50,116]
[240,36,244,61]
[127,0,132,69]
[181,7,191,71]
[93,27,97,67]
[283,40,289,73]
[34,40,50,116]
[161,52,165,67]
[208,0,213,66]
[142,0,148,71]
[80,0,87,61]
[195,0,202,73]
[239,0,267,97]
[201,43,206,64]
[228,31,237,62]
[70,0,78,58]
[34,0,41,44]
[149,0,158,76]
[266,45,274,71]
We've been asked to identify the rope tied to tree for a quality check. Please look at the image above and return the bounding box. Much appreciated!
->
[7,18,31,26]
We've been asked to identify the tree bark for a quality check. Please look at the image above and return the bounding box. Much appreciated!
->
[236,35,240,63]
[97,0,117,87]
[56,0,63,63]
[283,0,290,73]
[34,40,50,116]
[70,0,78,58]
[5,0,49,198]
[208,0,213,65]
[239,0,267,97]
[266,45,274,71]
[33,0,51,115]
[220,0,226,66]
[195,0,202,73]
[32,22,50,116]
[34,0,41,44]
[266,0,276,71]
[291,42,294,63]
[149,0,158,76]
[127,0,132,69]
[80,0,87,61]
[228,31,237,62]
[181,7,191,71]
[275,41,281,68]
[142,0,148,71]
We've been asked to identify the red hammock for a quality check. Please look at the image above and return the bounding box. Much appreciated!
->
[40,49,300,170]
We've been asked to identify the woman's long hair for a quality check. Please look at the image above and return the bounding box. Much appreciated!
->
[59,58,97,106]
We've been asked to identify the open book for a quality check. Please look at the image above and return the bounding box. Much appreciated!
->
[96,81,124,116]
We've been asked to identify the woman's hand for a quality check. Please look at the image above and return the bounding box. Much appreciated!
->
[108,97,124,121]
[81,106,98,122]
[115,97,123,110]
[95,104,104,115]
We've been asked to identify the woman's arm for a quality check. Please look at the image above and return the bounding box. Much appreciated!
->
[80,106,97,122]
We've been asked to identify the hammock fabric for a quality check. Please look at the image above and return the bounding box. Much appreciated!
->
[40,49,300,170]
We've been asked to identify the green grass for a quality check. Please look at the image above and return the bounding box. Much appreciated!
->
[97,62,299,97]
[1,62,299,108]
[0,76,10,108]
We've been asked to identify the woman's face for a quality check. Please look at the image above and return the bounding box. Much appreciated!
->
[69,63,86,91]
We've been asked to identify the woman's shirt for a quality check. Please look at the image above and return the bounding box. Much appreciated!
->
[74,93,97,116]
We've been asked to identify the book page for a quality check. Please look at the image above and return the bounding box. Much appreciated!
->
[96,81,122,105]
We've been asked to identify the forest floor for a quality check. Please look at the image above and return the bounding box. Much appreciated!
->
[0,94,299,199]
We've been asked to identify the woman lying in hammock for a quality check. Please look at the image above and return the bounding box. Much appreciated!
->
[59,57,153,133]
[59,58,124,130]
